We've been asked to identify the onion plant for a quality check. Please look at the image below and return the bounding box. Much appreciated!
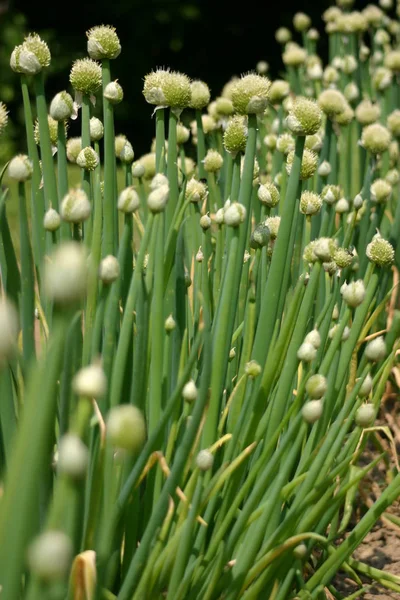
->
[1,2,400,599]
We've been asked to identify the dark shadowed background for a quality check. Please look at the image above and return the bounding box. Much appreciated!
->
[1,0,371,159]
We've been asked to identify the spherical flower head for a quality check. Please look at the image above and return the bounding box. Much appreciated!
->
[87,25,121,60]
[306,374,327,399]
[190,80,211,109]
[147,184,169,213]
[8,154,33,182]
[293,12,311,31]
[223,115,248,155]
[161,70,191,110]
[185,178,207,204]
[275,27,292,44]
[313,237,337,262]
[361,123,391,154]
[297,342,317,363]
[77,147,99,171]
[182,379,198,402]
[318,89,347,118]
[107,404,146,453]
[99,255,120,284]
[231,73,271,115]
[387,110,400,138]
[371,179,392,203]
[250,223,270,249]
[264,134,277,150]
[44,208,61,232]
[323,6,342,22]
[286,148,318,180]
[49,91,74,122]
[363,4,384,26]
[224,202,246,227]
[118,186,140,213]
[282,44,307,67]
[305,133,323,152]
[341,280,366,308]
[372,66,392,92]
[143,69,169,106]
[300,190,322,215]
[342,54,358,75]
[66,137,82,163]
[34,115,60,146]
[44,242,88,304]
[355,403,375,427]
[13,33,51,75]
[27,531,72,581]
[269,80,290,105]
[265,216,280,239]
[384,50,400,72]
[336,11,367,33]
[366,234,394,267]
[303,240,318,263]
[355,100,381,126]
[302,400,323,424]
[137,152,156,180]
[215,96,234,117]
[203,149,223,173]
[196,449,214,471]
[0,298,19,362]
[176,123,190,145]
[365,336,386,362]
[61,188,91,223]
[287,97,322,136]
[70,58,102,95]
[57,434,89,479]
[276,133,295,155]
[104,80,123,104]
[334,247,353,268]
[257,182,280,207]
[0,102,8,136]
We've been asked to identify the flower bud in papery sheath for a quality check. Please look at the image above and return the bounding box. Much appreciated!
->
[305,133,323,152]
[57,434,89,479]
[322,184,341,205]
[132,162,145,179]
[224,202,246,227]
[318,161,331,178]
[302,400,323,424]
[200,214,211,230]
[165,314,176,332]
[99,255,120,284]
[214,208,224,225]
[300,191,322,216]
[293,544,308,560]
[182,379,198,402]
[276,133,295,155]
[355,403,375,427]
[66,137,82,163]
[323,260,338,276]
[304,329,321,349]
[223,115,248,155]
[44,208,61,232]
[27,531,72,581]
[114,134,127,158]
[335,198,349,214]
[371,179,392,203]
[341,280,365,308]
[353,193,363,210]
[77,147,99,172]
[318,89,347,118]
[384,50,400,72]
[355,100,381,126]
[269,80,290,105]
[0,298,19,362]
[204,149,223,173]
[306,374,327,399]
[286,149,318,180]
[150,173,168,190]
[118,186,140,213]
[250,223,270,249]
[358,373,373,397]
[231,73,271,115]
[50,91,74,121]
[313,237,337,262]
[342,54,358,75]
[177,156,195,180]
[11,33,51,76]
[73,363,107,399]
[365,336,387,362]
[275,26,292,44]
[196,449,214,471]
[386,168,400,185]
[258,182,280,208]
[298,342,317,363]
[70,58,102,96]
[8,154,33,182]
[137,153,157,179]
[176,123,190,145]
[118,139,134,164]
[361,123,391,154]
[372,66,392,91]
[286,97,322,136]
[264,134,277,150]
[44,242,88,304]
[87,25,121,60]
[147,184,169,213]
[108,404,147,452]
[229,347,236,361]
[245,360,262,378]
[387,110,400,137]
[334,247,353,269]
[366,234,394,267]
[104,80,123,104]
[265,216,280,239]
[189,80,210,110]
[185,178,208,203]
[282,44,307,67]
[344,82,359,103]
[307,61,323,81]
[61,188,91,224]
[142,69,169,106]
[195,247,204,262]
[293,12,311,31]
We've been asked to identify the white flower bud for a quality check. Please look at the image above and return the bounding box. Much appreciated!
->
[196,449,214,471]
[104,80,123,104]
[355,403,375,427]
[132,162,145,178]
[119,140,134,164]
[44,242,88,304]
[304,329,321,348]
[195,247,204,263]
[224,202,246,227]
[73,363,107,399]
[8,154,33,182]
[43,208,61,232]
[353,193,363,209]
[61,188,91,223]
[77,147,99,171]
[164,314,176,332]
[365,336,386,362]
[106,405,146,452]
[214,208,225,225]
[302,400,323,423]
[306,374,328,399]
[297,342,317,362]
[0,298,19,362]
[318,161,331,177]
[293,544,308,559]
[340,280,366,308]
[118,186,140,213]
[147,184,169,213]
[245,360,262,378]
[50,91,74,121]
[99,255,120,284]
[358,373,373,397]
[57,434,89,479]
[335,198,349,213]
[27,531,73,581]
[89,117,104,141]
[200,214,211,230]
[182,379,198,402]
